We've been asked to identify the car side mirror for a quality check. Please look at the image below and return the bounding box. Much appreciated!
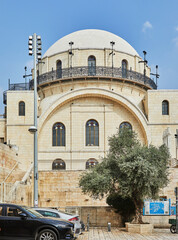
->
[19,212,27,219]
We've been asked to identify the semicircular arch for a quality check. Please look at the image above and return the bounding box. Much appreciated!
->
[38,88,149,144]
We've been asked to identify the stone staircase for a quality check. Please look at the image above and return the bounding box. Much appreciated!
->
[6,170,25,183]
[0,162,33,204]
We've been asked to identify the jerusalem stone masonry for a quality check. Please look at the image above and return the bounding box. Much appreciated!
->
[6,91,34,169]
[38,171,107,208]
[0,119,5,140]
[1,30,178,215]
[0,143,18,182]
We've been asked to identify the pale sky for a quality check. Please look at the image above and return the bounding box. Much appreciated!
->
[0,0,178,113]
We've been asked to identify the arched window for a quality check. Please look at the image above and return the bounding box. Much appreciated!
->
[119,122,132,130]
[56,60,62,79]
[19,101,25,116]
[86,158,98,169]
[52,122,65,146]
[86,119,99,146]
[122,60,128,78]
[162,100,169,115]
[88,56,96,76]
[52,159,66,170]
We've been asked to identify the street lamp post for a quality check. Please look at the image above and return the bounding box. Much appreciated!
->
[138,51,147,84]
[150,65,160,87]
[28,33,42,207]
[69,41,74,77]
[109,41,115,77]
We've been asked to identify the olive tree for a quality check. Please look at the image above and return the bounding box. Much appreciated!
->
[79,128,170,223]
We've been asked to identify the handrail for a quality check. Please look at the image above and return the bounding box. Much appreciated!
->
[0,161,19,202]
[6,162,34,202]
[31,66,157,90]
[2,161,19,184]
[3,66,157,105]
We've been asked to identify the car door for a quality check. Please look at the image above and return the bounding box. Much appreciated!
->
[3,205,34,240]
[0,205,5,238]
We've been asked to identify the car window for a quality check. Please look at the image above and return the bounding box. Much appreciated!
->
[0,206,3,216]
[6,207,23,217]
[23,207,42,217]
[37,210,59,218]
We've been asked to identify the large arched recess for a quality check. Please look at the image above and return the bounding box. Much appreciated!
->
[38,88,149,144]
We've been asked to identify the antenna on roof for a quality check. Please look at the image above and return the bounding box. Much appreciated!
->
[151,65,159,87]
[69,41,74,77]
[138,51,148,84]
[110,41,115,77]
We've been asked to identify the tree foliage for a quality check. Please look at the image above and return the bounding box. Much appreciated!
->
[79,128,170,223]
[106,193,135,224]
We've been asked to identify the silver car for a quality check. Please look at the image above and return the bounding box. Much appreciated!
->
[33,207,82,235]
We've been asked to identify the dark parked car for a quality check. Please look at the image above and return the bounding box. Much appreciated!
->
[0,203,75,240]
[32,208,82,235]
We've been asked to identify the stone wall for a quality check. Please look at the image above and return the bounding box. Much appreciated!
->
[143,215,171,228]
[0,119,5,140]
[0,143,18,182]
[65,206,122,227]
[40,48,149,77]
[38,170,107,208]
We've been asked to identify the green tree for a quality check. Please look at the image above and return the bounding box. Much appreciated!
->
[79,128,170,223]
[106,193,136,224]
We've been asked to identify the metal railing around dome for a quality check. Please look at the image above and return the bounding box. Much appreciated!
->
[29,66,157,90]
[3,66,157,105]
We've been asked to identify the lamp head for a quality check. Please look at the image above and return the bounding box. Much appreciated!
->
[28,126,37,133]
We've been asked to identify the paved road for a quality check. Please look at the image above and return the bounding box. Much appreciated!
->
[78,227,178,239]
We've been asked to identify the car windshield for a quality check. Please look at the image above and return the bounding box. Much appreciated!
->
[23,206,43,217]
[57,210,73,216]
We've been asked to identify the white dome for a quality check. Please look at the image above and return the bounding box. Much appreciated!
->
[43,29,139,58]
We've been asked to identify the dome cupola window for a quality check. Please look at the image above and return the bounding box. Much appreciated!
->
[122,60,128,78]
[52,122,65,146]
[88,56,96,76]
[56,60,62,79]
[86,119,99,146]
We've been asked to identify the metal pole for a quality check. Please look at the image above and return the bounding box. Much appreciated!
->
[156,65,158,87]
[24,66,27,89]
[33,33,38,207]
[110,41,115,77]
[87,214,90,231]
[143,51,147,84]
[108,222,111,232]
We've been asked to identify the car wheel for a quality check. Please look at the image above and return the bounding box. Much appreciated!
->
[170,225,176,234]
[37,229,58,240]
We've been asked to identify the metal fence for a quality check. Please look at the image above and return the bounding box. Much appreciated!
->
[0,182,13,203]
[3,66,157,105]
[30,66,157,90]
[3,82,30,104]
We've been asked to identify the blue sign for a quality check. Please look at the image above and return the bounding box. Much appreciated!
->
[171,206,176,216]
[150,202,164,214]
[143,199,171,216]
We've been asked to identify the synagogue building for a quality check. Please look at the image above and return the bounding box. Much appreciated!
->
[0,29,178,209]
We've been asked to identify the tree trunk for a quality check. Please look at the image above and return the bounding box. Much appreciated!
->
[131,200,144,224]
